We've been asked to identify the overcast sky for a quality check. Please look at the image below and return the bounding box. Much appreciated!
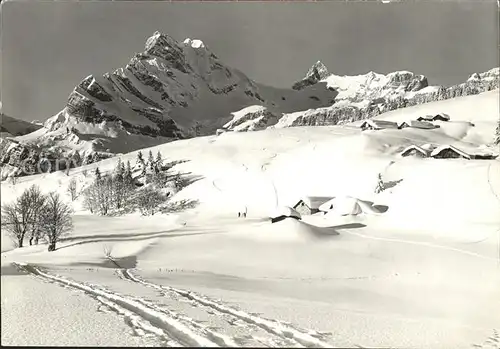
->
[0,1,498,121]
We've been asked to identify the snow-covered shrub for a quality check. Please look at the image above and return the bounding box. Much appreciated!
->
[67,178,78,201]
[135,186,169,216]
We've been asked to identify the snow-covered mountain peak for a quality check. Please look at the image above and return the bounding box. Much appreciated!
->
[183,38,206,49]
[467,67,499,82]
[145,31,181,55]
[321,70,428,101]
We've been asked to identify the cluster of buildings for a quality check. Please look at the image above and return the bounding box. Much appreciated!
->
[271,196,332,223]
[399,144,496,160]
[271,196,381,223]
[359,112,496,160]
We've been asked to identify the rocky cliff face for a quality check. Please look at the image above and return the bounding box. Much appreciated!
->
[56,31,335,140]
[1,31,338,180]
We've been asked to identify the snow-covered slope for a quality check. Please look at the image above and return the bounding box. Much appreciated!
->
[2,90,500,348]
[3,90,498,218]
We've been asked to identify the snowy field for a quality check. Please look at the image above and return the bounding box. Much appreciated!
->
[2,91,500,348]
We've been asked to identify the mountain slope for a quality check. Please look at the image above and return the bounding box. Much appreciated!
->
[2,91,499,349]
[56,31,336,139]
[224,66,499,132]
[0,103,43,138]
[0,32,337,179]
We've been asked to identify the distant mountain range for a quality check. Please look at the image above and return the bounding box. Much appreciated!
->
[1,31,498,180]
[0,100,42,138]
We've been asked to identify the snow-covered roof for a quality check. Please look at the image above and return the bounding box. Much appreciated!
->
[360,119,399,130]
[270,206,301,219]
[318,197,338,212]
[421,143,436,151]
[400,144,430,156]
[319,196,362,215]
[398,120,436,129]
[417,115,435,121]
[430,145,471,159]
[434,113,450,121]
[294,196,333,209]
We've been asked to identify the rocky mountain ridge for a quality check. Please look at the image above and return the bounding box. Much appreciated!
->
[224,66,499,131]
[1,31,498,180]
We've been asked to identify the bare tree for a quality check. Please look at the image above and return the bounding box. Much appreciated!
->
[82,185,98,214]
[26,185,46,246]
[1,185,44,248]
[82,173,115,216]
[98,175,114,215]
[40,192,73,252]
[9,176,17,186]
[1,202,24,247]
[67,178,78,201]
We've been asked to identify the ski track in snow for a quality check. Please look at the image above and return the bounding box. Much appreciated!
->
[12,263,237,348]
[472,329,500,349]
[118,268,335,348]
[341,230,498,262]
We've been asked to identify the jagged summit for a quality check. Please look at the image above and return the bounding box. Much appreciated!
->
[305,61,330,81]
[292,61,330,91]
[0,31,335,179]
[145,31,181,56]
[467,68,499,82]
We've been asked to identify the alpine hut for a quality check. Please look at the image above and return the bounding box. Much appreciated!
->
[416,115,435,122]
[293,196,333,216]
[432,113,451,122]
[430,145,471,160]
[270,206,301,223]
[400,144,431,158]
[397,120,438,130]
[360,120,399,131]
